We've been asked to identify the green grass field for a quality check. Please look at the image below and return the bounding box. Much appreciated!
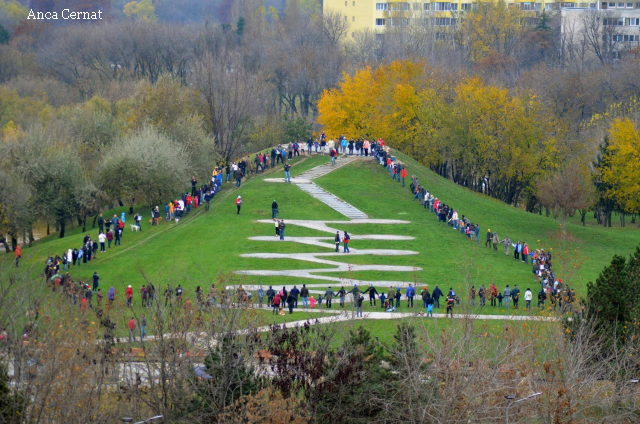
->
[3,149,638,337]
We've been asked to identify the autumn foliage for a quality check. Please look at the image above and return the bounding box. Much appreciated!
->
[318,61,562,207]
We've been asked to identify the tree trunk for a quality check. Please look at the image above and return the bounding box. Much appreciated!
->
[11,234,17,251]
[129,198,135,215]
[47,224,50,235]
[619,212,625,228]
[28,228,34,247]
[59,220,66,239]
[632,214,636,224]
[118,198,124,207]
[545,206,550,217]
[92,214,98,229]
[580,209,587,226]
[81,214,87,233]
[0,235,9,252]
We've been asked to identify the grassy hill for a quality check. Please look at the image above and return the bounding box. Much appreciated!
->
[4,149,639,323]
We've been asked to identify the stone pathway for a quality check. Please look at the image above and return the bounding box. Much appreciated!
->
[265,157,367,219]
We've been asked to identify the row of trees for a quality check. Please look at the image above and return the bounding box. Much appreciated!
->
[318,60,640,227]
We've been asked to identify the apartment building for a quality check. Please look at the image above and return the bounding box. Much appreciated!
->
[322,0,631,37]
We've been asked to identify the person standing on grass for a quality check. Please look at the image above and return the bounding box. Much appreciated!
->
[492,232,499,252]
[395,287,402,308]
[361,284,378,306]
[291,285,300,308]
[432,285,443,308]
[335,231,340,252]
[128,317,136,343]
[176,284,183,306]
[469,286,477,306]
[421,286,430,309]
[324,287,336,308]
[235,196,243,215]
[115,226,122,246]
[301,284,309,308]
[267,286,275,307]
[406,284,415,308]
[141,314,147,339]
[108,287,115,305]
[503,285,511,308]
[272,200,279,219]
[363,139,370,157]
[14,244,22,267]
[524,288,532,310]
[284,162,291,182]
[272,292,280,314]
[446,294,455,318]
[426,294,434,317]
[511,285,520,309]
[126,285,133,307]
[479,284,486,306]
[490,283,498,306]
[275,219,279,237]
[92,272,99,291]
[356,294,364,317]
[286,290,296,314]
[485,229,492,247]
[343,231,350,253]
[503,236,511,256]
[141,285,148,307]
[279,220,286,240]
[522,243,529,263]
[258,286,265,307]
[338,286,346,308]
[96,289,103,306]
[401,167,407,187]
[98,232,106,252]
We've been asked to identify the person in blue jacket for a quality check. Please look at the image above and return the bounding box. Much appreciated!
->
[432,285,443,308]
[406,283,415,308]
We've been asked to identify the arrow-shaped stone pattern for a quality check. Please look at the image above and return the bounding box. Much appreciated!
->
[237,157,419,295]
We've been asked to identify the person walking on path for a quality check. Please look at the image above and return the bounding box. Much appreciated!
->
[362,284,379,306]
[258,286,265,307]
[266,286,275,307]
[235,196,243,215]
[343,231,350,253]
[287,291,295,314]
[469,285,477,306]
[395,287,402,308]
[14,245,22,267]
[272,200,278,219]
[272,293,280,314]
[426,294,434,317]
[334,231,340,252]
[279,220,286,240]
[128,317,136,343]
[338,286,346,308]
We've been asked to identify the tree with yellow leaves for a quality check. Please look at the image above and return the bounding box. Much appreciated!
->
[600,118,640,214]
[123,0,156,21]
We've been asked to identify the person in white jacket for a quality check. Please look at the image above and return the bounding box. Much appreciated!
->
[67,249,73,265]
[98,232,107,252]
[524,288,533,310]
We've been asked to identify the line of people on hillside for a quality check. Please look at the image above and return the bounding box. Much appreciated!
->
[378,155,576,310]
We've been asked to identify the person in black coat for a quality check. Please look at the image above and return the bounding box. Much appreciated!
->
[272,200,278,219]
[432,285,443,308]
[362,284,379,306]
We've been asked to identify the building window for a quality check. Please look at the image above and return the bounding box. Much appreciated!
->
[628,17,640,25]
[618,2,625,6]
[624,34,640,41]
[376,2,388,10]
[424,3,431,10]
[376,18,386,26]
[534,3,542,9]
[389,2,410,11]
[433,2,451,10]
[413,3,421,9]
[608,2,616,6]
[627,1,634,6]
[590,3,597,7]
[461,3,471,10]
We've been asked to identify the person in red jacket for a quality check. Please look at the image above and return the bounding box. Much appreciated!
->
[126,285,133,307]
[128,317,136,342]
[400,167,407,187]
[235,196,243,215]
[522,243,529,263]
[14,245,22,267]
[272,292,281,314]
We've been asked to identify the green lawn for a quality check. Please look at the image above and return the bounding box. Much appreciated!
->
[3,148,638,336]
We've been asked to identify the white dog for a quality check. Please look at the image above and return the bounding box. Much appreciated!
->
[130,224,140,232]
